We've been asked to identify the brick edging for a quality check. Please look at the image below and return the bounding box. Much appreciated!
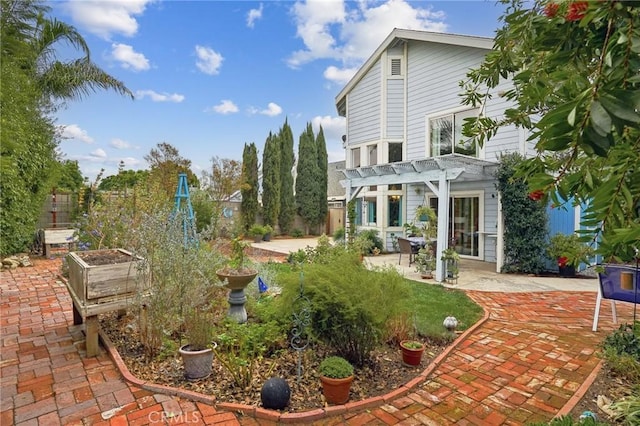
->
[101,306,490,422]
[555,359,604,417]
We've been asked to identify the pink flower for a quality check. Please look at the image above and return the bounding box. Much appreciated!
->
[566,2,588,21]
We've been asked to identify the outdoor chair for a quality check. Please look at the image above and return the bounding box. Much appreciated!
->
[397,237,419,265]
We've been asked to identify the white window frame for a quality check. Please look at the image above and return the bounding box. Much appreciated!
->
[425,107,483,159]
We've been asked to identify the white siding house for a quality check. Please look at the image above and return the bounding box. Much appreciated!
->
[336,28,534,282]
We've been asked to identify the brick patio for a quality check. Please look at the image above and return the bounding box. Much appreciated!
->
[0,258,633,425]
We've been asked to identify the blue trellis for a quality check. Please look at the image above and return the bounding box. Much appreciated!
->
[173,173,197,248]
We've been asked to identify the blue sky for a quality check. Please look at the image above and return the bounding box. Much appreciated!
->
[50,0,506,182]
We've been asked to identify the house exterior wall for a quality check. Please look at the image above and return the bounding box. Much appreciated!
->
[339,32,539,265]
[405,41,522,161]
[347,59,382,147]
[386,79,404,139]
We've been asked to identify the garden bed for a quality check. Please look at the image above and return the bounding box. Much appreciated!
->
[99,311,447,412]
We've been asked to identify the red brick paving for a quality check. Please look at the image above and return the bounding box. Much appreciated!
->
[1,258,634,425]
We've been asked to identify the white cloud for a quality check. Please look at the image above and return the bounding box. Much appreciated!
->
[311,115,346,142]
[135,90,185,102]
[118,157,143,168]
[287,0,346,69]
[58,124,94,143]
[288,0,447,81]
[247,3,263,28]
[195,45,223,75]
[323,65,359,85]
[90,148,107,159]
[248,102,282,117]
[110,138,131,149]
[63,0,153,39]
[207,100,239,115]
[111,43,150,71]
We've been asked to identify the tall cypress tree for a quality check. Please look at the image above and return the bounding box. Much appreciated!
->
[295,123,319,234]
[315,125,328,229]
[278,119,295,234]
[261,132,280,227]
[241,143,259,233]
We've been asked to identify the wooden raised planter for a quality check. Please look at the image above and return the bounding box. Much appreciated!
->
[65,249,146,356]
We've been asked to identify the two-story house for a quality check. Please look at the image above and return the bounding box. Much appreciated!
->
[336,28,534,282]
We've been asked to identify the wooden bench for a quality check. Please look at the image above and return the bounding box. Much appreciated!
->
[592,264,639,331]
[43,228,77,257]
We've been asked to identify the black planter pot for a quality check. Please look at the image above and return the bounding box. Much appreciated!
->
[559,265,576,277]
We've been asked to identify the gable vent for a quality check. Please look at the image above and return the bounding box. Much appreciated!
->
[390,58,402,76]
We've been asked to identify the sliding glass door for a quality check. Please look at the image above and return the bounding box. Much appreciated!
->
[429,194,481,257]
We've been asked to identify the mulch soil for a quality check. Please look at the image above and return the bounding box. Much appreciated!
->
[100,313,447,412]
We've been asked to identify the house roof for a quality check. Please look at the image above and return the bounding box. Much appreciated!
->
[335,28,494,116]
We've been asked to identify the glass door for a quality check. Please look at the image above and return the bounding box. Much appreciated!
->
[429,195,480,257]
[452,197,479,256]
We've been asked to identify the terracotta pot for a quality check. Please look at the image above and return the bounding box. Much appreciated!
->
[179,344,215,380]
[320,375,354,404]
[621,272,634,290]
[400,341,425,366]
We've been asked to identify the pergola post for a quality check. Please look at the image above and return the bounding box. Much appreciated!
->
[425,172,450,283]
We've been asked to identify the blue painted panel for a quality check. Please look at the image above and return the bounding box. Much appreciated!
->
[547,202,575,236]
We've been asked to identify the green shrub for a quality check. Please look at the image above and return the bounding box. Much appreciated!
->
[214,318,287,388]
[249,224,265,237]
[496,153,548,274]
[319,356,353,378]
[333,227,345,242]
[275,256,410,367]
[610,388,640,426]
[291,228,304,238]
[286,236,360,267]
[527,414,603,425]
[601,322,640,381]
[286,248,308,264]
[357,229,383,254]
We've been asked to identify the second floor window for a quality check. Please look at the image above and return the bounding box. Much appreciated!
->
[429,109,478,157]
[351,147,361,168]
[368,144,378,166]
[389,143,402,163]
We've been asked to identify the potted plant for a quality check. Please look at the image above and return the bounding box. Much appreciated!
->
[400,339,425,366]
[403,222,420,237]
[546,233,595,277]
[415,246,436,279]
[262,224,274,242]
[441,247,460,281]
[318,356,354,404]
[216,237,258,323]
[415,206,437,236]
[249,224,265,243]
[179,309,217,380]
